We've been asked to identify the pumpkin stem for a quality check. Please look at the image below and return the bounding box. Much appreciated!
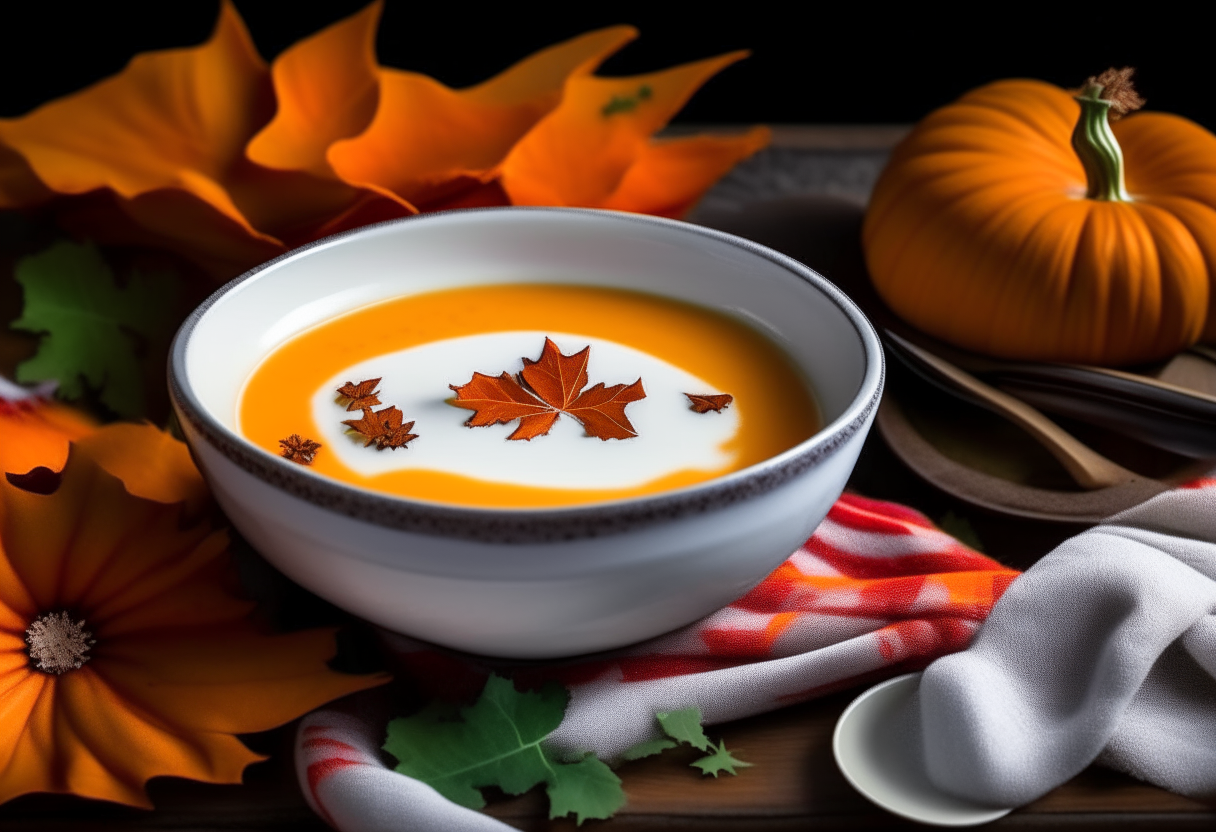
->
[26,611,95,674]
[1071,68,1144,202]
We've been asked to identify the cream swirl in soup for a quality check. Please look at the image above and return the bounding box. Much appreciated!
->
[238,284,819,507]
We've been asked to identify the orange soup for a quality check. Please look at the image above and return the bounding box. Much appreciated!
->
[239,284,819,507]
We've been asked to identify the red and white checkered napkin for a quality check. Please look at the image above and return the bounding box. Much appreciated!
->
[295,494,1018,831]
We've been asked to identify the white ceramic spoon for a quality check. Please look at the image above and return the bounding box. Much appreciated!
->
[833,672,1014,826]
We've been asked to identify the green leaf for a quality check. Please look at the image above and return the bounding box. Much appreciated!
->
[383,674,625,823]
[11,240,176,417]
[546,753,626,825]
[656,707,712,751]
[691,740,753,778]
[649,707,752,778]
[621,737,678,761]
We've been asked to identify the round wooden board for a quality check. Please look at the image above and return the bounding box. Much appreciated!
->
[874,393,1213,523]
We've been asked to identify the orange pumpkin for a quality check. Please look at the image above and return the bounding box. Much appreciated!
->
[862,76,1216,366]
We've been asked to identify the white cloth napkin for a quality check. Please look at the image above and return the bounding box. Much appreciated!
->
[295,494,1015,829]
[920,480,1216,806]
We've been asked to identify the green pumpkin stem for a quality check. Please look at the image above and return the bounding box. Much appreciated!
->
[1071,69,1144,202]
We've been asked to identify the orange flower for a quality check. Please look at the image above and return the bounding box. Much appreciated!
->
[0,2,766,281]
[0,424,386,806]
[0,379,96,476]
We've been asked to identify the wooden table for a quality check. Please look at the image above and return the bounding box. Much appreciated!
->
[2,127,1214,830]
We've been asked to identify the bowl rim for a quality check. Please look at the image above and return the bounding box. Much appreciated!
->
[168,206,884,543]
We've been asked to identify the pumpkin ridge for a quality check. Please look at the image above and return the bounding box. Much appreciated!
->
[1126,200,1209,352]
[992,199,1087,357]
[1131,194,1216,338]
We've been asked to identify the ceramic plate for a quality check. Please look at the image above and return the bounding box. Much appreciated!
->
[834,673,1013,826]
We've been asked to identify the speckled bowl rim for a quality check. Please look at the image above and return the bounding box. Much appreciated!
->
[169,207,884,544]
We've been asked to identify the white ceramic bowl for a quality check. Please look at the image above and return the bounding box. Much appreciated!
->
[169,208,883,658]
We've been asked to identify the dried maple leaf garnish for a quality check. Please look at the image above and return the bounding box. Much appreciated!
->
[336,377,382,411]
[685,393,733,414]
[279,434,322,464]
[342,405,417,450]
[374,406,419,451]
[342,407,389,447]
[449,338,646,441]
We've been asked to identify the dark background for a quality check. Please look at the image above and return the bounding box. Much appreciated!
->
[0,1,1210,128]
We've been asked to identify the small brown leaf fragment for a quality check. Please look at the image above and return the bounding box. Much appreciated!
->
[279,434,322,464]
[1085,67,1145,119]
[685,393,733,414]
[336,378,382,411]
[449,338,645,440]
[373,406,418,450]
[342,407,391,447]
[342,406,418,450]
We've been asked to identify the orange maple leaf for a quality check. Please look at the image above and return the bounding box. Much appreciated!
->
[0,3,766,281]
[336,377,382,411]
[685,393,734,413]
[342,405,417,450]
[279,433,322,464]
[374,406,419,450]
[449,338,645,441]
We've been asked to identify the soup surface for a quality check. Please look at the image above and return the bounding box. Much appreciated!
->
[239,284,819,507]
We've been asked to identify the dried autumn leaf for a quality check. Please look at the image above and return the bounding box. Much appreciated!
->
[341,405,417,450]
[279,434,322,464]
[0,3,763,279]
[449,338,645,441]
[500,53,769,217]
[342,406,390,447]
[685,393,733,414]
[336,377,382,411]
[373,407,418,451]
[0,1,289,277]
[448,371,559,441]
[325,26,638,210]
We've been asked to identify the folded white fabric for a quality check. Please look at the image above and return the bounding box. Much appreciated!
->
[920,481,1216,806]
[295,494,1015,830]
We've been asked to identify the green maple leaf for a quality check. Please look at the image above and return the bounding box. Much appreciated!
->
[621,737,678,760]
[11,240,176,417]
[627,706,751,778]
[546,753,626,824]
[691,740,753,778]
[384,675,625,825]
[656,707,712,751]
